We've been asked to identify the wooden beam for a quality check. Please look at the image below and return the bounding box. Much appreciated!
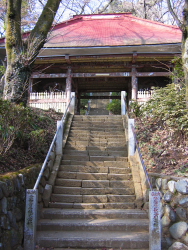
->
[31,71,171,79]
[136,72,170,77]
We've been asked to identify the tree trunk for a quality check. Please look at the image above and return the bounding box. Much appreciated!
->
[182,0,188,108]
[3,0,61,104]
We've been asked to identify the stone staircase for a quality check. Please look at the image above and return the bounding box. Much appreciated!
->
[36,115,149,249]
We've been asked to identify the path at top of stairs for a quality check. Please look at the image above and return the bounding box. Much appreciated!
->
[36,115,149,250]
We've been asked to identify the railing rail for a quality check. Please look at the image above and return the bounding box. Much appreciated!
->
[131,124,153,191]
[33,96,73,190]
[24,96,74,250]
[121,91,161,250]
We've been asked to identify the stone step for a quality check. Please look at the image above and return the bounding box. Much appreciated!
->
[67,138,126,143]
[36,248,148,250]
[41,208,148,220]
[63,150,127,157]
[66,142,127,149]
[69,131,125,136]
[36,231,149,249]
[55,179,134,188]
[37,218,149,232]
[48,202,136,209]
[57,171,132,180]
[71,124,123,128]
[61,160,129,167]
[53,186,135,195]
[62,154,127,161]
[51,194,136,203]
[59,165,131,174]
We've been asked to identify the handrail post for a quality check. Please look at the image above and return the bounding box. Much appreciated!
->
[24,189,38,250]
[56,120,63,155]
[128,119,135,156]
[121,91,126,115]
[149,191,161,250]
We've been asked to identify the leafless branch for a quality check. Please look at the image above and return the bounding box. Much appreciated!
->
[167,0,183,29]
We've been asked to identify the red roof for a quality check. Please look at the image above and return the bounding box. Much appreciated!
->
[45,13,182,48]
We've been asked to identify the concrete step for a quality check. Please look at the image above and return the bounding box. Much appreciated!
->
[36,248,148,250]
[66,140,127,147]
[63,149,127,156]
[59,165,131,174]
[51,194,136,203]
[55,179,134,188]
[37,218,149,232]
[49,202,136,209]
[57,171,132,180]
[41,208,148,220]
[62,154,127,161]
[67,138,126,143]
[36,231,149,249]
[69,131,125,136]
[61,160,129,167]
[53,186,135,195]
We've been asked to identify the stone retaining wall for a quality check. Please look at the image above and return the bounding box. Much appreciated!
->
[0,165,41,250]
[149,174,188,250]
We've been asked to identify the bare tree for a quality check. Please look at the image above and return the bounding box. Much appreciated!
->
[167,0,188,107]
[107,0,184,25]
[3,0,62,104]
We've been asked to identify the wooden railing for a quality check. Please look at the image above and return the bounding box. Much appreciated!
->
[29,92,67,113]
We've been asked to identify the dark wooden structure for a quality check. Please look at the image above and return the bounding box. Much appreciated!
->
[0,13,182,111]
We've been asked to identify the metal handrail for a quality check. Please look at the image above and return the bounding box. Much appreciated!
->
[131,124,153,191]
[33,96,74,190]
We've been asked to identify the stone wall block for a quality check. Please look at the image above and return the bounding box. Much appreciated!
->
[0,197,7,214]
[7,196,17,211]
[156,178,162,190]
[47,159,54,171]
[179,197,188,207]
[43,167,50,180]
[168,180,176,193]
[168,241,188,250]
[164,191,173,203]
[162,179,168,190]
[13,177,21,192]
[0,182,9,197]
[171,193,183,207]
[169,209,176,222]
[6,180,15,196]
[49,151,55,162]
[40,176,46,187]
[175,179,188,194]
[42,184,52,207]
[169,221,188,240]
[0,188,3,200]
[38,184,44,194]
[182,233,188,245]
[176,207,187,221]
[1,215,10,229]
[15,208,23,222]
[18,174,24,186]
[7,211,18,230]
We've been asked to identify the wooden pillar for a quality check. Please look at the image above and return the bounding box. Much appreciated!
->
[131,66,138,100]
[66,67,72,103]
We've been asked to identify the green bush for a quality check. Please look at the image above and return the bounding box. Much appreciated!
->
[107,99,121,114]
[142,82,188,143]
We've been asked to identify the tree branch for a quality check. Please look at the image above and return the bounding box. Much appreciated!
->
[98,0,115,14]
[167,0,183,30]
